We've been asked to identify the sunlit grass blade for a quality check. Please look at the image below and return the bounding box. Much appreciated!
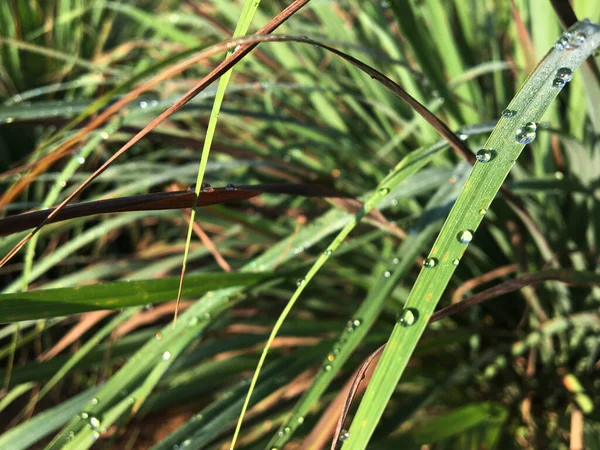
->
[343,20,600,449]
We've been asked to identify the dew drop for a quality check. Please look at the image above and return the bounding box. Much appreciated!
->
[383,270,391,278]
[457,229,473,244]
[556,67,573,82]
[476,149,494,163]
[339,430,350,441]
[397,308,419,327]
[91,397,99,405]
[324,249,333,256]
[92,431,100,442]
[100,131,109,140]
[89,417,100,429]
[391,198,399,206]
[423,257,437,268]
[552,78,566,89]
[188,317,199,326]
[80,412,89,419]
[479,208,487,215]
[392,257,399,264]
[379,187,389,195]
[296,278,306,287]
[501,109,516,118]
[353,319,362,327]
[569,31,586,47]
[140,101,148,108]
[322,363,332,372]
[77,156,85,164]
[202,183,214,193]
[297,416,305,425]
[162,351,171,361]
[225,183,235,190]
[515,122,537,145]
[452,258,460,266]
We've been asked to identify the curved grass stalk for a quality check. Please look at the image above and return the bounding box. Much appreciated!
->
[342,20,600,449]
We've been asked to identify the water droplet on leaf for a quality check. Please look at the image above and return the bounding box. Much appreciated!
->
[476,149,494,163]
[423,257,437,268]
[516,122,537,145]
[397,308,419,327]
[457,229,473,244]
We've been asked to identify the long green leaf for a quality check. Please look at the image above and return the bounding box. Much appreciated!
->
[343,20,600,449]
[0,272,270,321]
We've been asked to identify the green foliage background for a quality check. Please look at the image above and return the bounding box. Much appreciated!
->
[0,1,599,449]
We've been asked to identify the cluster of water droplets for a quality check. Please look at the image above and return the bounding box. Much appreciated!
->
[552,67,574,89]
[515,122,537,145]
[554,30,586,50]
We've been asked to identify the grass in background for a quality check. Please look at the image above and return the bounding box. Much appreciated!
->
[0,1,599,449]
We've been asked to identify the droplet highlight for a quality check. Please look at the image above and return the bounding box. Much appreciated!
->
[457,229,473,244]
[501,109,517,118]
[515,122,537,145]
[476,149,494,163]
[397,308,419,327]
[423,257,438,268]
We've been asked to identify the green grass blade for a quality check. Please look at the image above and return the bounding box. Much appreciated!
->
[267,163,471,449]
[0,272,270,321]
[343,20,600,449]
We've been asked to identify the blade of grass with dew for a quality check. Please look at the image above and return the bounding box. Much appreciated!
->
[0,385,103,450]
[152,343,331,450]
[175,0,261,324]
[37,121,490,449]
[230,120,495,447]
[267,162,472,449]
[342,20,600,449]
[41,146,470,449]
